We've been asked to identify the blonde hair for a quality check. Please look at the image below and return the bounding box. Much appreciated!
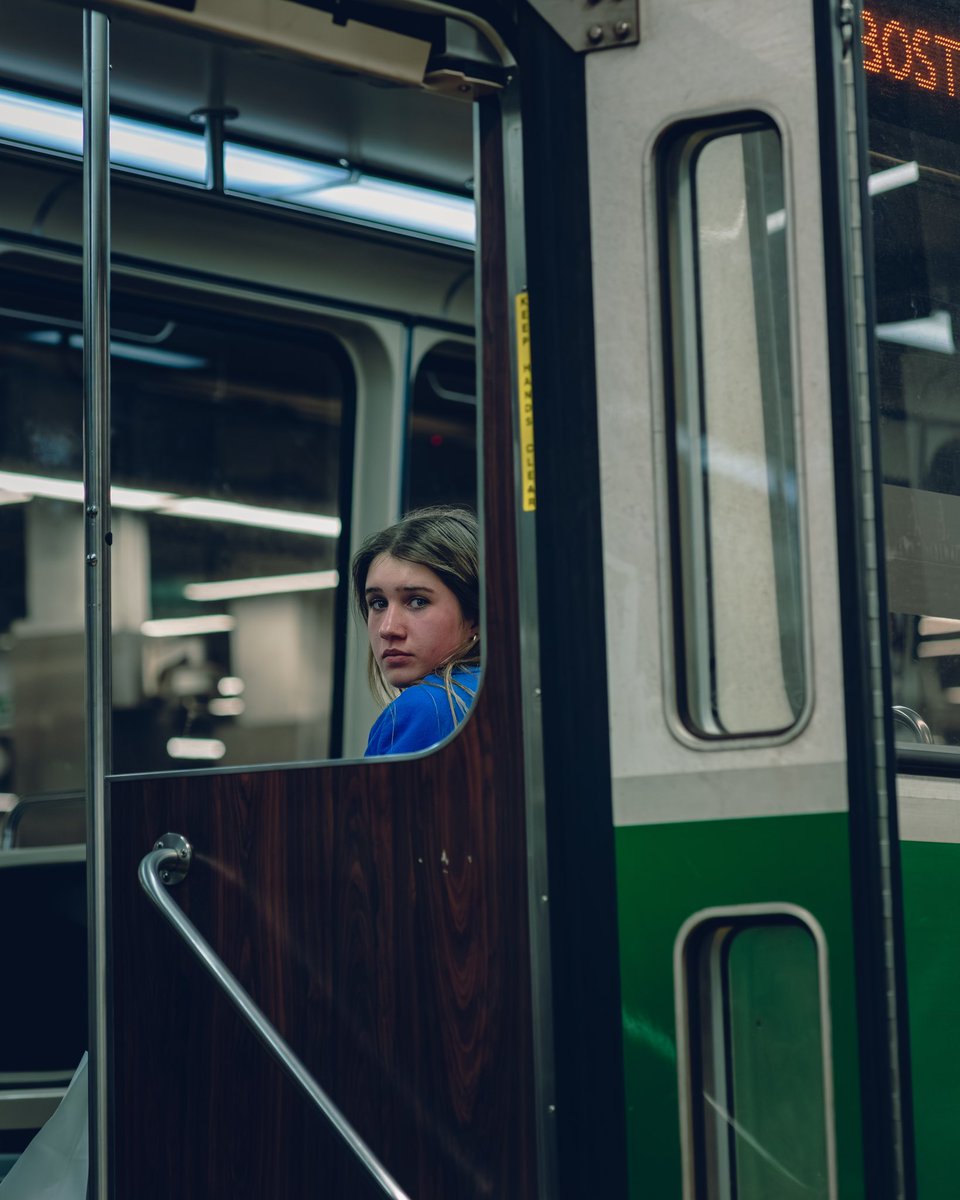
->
[351,506,481,713]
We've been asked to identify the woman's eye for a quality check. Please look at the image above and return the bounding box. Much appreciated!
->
[408,596,429,609]
[369,597,387,611]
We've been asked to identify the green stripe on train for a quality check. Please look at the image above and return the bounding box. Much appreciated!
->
[615,812,864,1199]
[900,838,960,1199]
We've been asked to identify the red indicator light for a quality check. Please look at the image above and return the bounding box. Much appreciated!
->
[430,434,443,447]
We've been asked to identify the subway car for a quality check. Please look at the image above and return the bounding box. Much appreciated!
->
[0,0,955,1197]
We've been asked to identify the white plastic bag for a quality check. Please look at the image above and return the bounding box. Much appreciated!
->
[0,1054,88,1199]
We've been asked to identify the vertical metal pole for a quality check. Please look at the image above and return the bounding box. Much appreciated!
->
[83,11,111,1199]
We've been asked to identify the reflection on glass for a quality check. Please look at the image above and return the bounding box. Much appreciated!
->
[681,918,832,1200]
[0,259,353,826]
[864,1,960,746]
[661,119,805,738]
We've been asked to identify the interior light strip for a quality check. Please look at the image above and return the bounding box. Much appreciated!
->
[918,637,960,658]
[25,330,208,370]
[0,85,475,244]
[868,160,920,196]
[162,498,340,537]
[919,616,960,636]
[141,614,236,638]
[876,309,955,355]
[0,470,340,536]
[166,737,226,761]
[184,569,339,601]
[765,160,921,236]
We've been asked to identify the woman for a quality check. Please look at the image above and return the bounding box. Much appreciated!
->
[351,506,480,756]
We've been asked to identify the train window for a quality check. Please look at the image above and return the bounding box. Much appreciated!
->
[0,259,354,795]
[405,339,477,511]
[864,2,960,754]
[675,911,835,1200]
[111,297,353,774]
[659,117,807,740]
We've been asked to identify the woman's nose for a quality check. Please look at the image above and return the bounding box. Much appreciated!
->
[379,603,403,637]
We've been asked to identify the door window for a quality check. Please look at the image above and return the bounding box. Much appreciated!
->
[659,117,807,740]
[0,260,355,795]
[865,2,960,752]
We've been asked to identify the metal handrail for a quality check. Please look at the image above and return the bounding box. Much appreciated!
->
[892,705,934,745]
[139,833,411,1200]
[1,792,86,850]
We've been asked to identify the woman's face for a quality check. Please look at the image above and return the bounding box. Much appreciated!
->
[364,553,477,689]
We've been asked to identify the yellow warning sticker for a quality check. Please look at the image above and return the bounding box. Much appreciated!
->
[516,291,536,513]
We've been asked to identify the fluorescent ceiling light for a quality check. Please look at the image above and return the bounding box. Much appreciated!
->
[0,469,338,535]
[209,697,245,717]
[0,86,476,245]
[110,114,205,181]
[869,160,920,196]
[0,470,83,503]
[162,497,340,537]
[297,175,476,243]
[166,736,226,761]
[23,330,66,346]
[876,309,955,354]
[223,143,350,197]
[65,334,207,370]
[918,636,960,658]
[0,469,175,511]
[25,330,207,369]
[0,89,82,155]
[919,616,960,636]
[0,87,205,181]
[765,160,920,236]
[218,677,244,696]
[184,569,339,601]
[111,484,178,510]
[141,614,236,638]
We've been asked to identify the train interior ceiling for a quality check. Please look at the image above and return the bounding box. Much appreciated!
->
[0,0,491,840]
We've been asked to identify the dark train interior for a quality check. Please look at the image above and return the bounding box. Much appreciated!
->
[0,0,497,1166]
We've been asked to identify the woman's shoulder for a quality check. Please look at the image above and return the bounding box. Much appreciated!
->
[364,669,479,757]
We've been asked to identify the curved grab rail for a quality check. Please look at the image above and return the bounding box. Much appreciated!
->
[892,705,934,745]
[139,833,412,1200]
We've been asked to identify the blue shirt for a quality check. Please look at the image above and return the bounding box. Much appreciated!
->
[364,667,479,757]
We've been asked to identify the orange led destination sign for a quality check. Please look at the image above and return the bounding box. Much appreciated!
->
[862,9,960,96]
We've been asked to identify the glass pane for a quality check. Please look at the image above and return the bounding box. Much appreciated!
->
[726,926,829,1198]
[0,258,86,836]
[405,340,477,511]
[0,256,353,787]
[113,298,352,772]
[661,119,805,738]
[685,920,831,1200]
[864,2,960,749]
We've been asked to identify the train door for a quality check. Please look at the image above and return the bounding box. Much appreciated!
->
[864,1,960,1195]
[94,17,543,1200]
[522,0,914,1194]
[0,0,551,1196]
